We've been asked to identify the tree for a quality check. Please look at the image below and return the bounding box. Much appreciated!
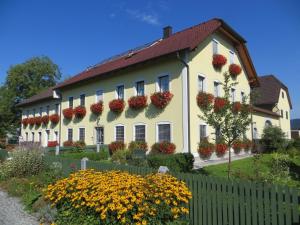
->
[198,72,252,178]
[0,56,61,138]
[260,126,286,152]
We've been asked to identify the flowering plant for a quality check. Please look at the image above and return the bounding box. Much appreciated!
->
[229,64,242,76]
[63,108,73,119]
[22,118,29,127]
[212,54,227,69]
[151,141,176,154]
[41,115,49,125]
[233,140,244,154]
[215,143,228,157]
[47,141,58,147]
[128,95,147,110]
[128,141,148,152]
[28,117,35,126]
[150,91,173,109]
[232,101,242,113]
[63,140,73,147]
[49,114,59,124]
[198,138,214,159]
[90,101,103,115]
[197,92,214,109]
[109,99,125,113]
[108,141,126,154]
[34,116,42,126]
[74,106,86,118]
[214,97,228,113]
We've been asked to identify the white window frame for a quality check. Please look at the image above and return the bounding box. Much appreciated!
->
[46,105,50,115]
[66,128,73,142]
[78,127,85,142]
[54,131,58,141]
[212,39,219,55]
[38,132,42,143]
[134,80,145,96]
[199,123,208,141]
[213,80,221,97]
[39,107,43,116]
[156,121,173,143]
[45,130,50,141]
[240,91,245,102]
[68,96,74,108]
[79,94,86,106]
[25,132,28,141]
[115,84,125,100]
[133,123,147,141]
[95,89,104,102]
[156,73,171,92]
[114,124,125,142]
[229,50,235,64]
[31,132,35,142]
[197,74,206,92]
[231,88,236,102]
[55,103,60,114]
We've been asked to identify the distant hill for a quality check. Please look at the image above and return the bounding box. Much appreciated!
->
[291,119,300,130]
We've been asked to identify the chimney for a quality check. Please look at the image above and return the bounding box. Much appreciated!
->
[163,26,172,39]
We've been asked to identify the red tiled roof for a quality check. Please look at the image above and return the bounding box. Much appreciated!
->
[16,88,54,107]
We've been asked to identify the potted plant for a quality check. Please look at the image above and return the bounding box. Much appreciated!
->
[63,108,73,120]
[41,115,49,125]
[233,140,243,154]
[128,141,148,152]
[229,64,242,77]
[63,140,73,147]
[243,139,252,153]
[28,117,35,126]
[151,141,176,154]
[109,99,125,113]
[214,97,229,113]
[212,54,227,69]
[150,91,173,109]
[74,106,86,118]
[128,96,148,110]
[232,102,242,113]
[49,114,59,124]
[108,141,126,154]
[22,118,29,127]
[215,142,228,158]
[48,141,58,147]
[197,92,214,109]
[35,116,42,126]
[90,101,104,115]
[198,138,214,160]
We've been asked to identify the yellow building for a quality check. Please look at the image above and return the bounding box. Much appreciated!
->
[17,18,292,157]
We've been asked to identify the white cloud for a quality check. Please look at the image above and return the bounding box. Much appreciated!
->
[126,9,160,26]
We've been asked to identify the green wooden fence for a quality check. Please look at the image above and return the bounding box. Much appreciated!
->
[45,156,300,225]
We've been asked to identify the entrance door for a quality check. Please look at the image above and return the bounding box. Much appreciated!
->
[95,127,104,144]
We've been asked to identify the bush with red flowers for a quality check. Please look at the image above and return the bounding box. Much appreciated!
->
[229,64,242,76]
[243,139,253,152]
[128,141,148,152]
[74,106,86,118]
[41,115,49,125]
[28,117,35,126]
[48,141,58,147]
[128,95,148,110]
[212,54,227,69]
[63,140,73,147]
[35,116,42,126]
[233,140,244,154]
[109,99,125,113]
[108,141,126,154]
[215,143,228,157]
[214,97,229,113]
[150,91,173,109]
[22,118,29,127]
[63,108,73,119]
[197,92,214,109]
[90,101,104,115]
[232,101,242,113]
[198,138,214,159]
[151,141,176,154]
[49,114,59,124]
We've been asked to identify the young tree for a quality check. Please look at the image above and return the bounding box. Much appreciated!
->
[197,72,252,178]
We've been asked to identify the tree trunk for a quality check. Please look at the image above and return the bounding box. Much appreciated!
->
[227,145,231,179]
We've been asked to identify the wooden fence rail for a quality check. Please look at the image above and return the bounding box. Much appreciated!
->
[45,156,300,225]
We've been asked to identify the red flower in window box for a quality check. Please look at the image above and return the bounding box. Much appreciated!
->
[41,115,49,125]
[63,140,73,147]
[35,116,42,126]
[232,101,242,113]
[233,140,244,154]
[198,138,214,159]
[48,141,58,147]
[214,97,229,113]
[229,64,242,76]
[63,108,73,119]
[28,117,35,126]
[197,92,214,109]
[108,141,126,154]
[212,54,227,69]
[22,118,29,126]
[128,141,148,152]
[128,95,148,110]
[74,106,86,118]
[150,91,173,109]
[215,143,228,157]
[109,99,125,113]
[49,114,59,124]
[151,141,176,154]
[90,101,104,115]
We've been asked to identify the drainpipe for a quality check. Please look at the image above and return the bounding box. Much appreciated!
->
[176,51,191,153]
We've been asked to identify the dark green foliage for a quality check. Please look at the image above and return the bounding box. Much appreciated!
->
[0,149,8,162]
[60,149,109,161]
[147,153,194,173]
[260,126,286,152]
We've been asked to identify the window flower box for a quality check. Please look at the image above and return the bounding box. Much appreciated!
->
[150,91,173,109]
[22,118,29,127]
[229,64,242,76]
[212,54,227,69]
[151,141,176,154]
[48,141,58,147]
[108,141,126,154]
[128,95,148,110]
[215,143,228,157]
[109,99,125,113]
[28,117,35,126]
[34,116,42,126]
[197,92,214,109]
[74,106,86,118]
[63,108,74,119]
[90,101,103,115]
[49,114,59,124]
[214,97,229,113]
[198,139,214,159]
[41,115,49,125]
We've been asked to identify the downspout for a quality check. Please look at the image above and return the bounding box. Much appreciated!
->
[176,51,191,153]
[58,92,62,147]
[250,88,254,141]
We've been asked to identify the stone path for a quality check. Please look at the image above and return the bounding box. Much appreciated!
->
[0,190,39,225]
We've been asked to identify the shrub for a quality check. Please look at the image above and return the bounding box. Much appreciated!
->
[49,114,59,124]
[0,149,8,162]
[260,126,286,152]
[109,99,125,113]
[229,64,242,76]
[147,153,194,173]
[212,54,227,69]
[47,141,58,147]
[151,142,176,154]
[108,141,126,154]
[90,101,103,115]
[215,143,228,157]
[198,139,214,159]
[63,140,73,147]
[45,170,192,225]
[61,150,110,161]
[128,95,148,110]
[150,91,173,109]
[197,92,214,109]
[63,108,73,119]
[128,141,148,152]
[41,115,49,125]
[74,106,86,118]
[73,141,86,151]
[111,149,128,164]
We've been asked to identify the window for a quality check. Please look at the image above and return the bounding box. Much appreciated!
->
[215,127,221,142]
[115,125,125,142]
[33,108,36,116]
[214,82,220,97]
[265,120,272,127]
[79,128,85,142]
[134,125,146,141]
[116,85,124,100]
[198,76,205,92]
[69,97,73,108]
[38,132,42,143]
[55,104,59,114]
[67,128,73,141]
[46,130,50,141]
[46,105,50,115]
[26,110,29,118]
[136,81,145,96]
[282,92,284,98]
[286,111,289,120]
[253,128,258,139]
[212,39,218,55]
[54,131,58,141]
[158,75,169,92]
[231,88,236,102]
[199,125,207,141]
[39,107,43,116]
[31,132,35,142]
[157,123,171,142]
[25,132,28,141]
[281,110,283,118]
[80,94,85,106]
[96,90,103,102]
[241,91,245,102]
[229,50,235,64]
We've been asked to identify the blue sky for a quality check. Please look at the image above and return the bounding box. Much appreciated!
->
[0,0,299,118]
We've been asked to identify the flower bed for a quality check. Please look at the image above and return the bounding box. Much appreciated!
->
[212,54,227,69]
[22,118,29,127]
[109,99,125,113]
[150,91,173,109]
[128,95,147,110]
[198,139,214,159]
[49,114,59,124]
[41,115,49,125]
[229,64,242,76]
[44,170,192,224]
[74,106,86,118]
[197,92,214,109]
[215,143,228,157]
[151,141,176,154]
[34,116,42,126]
[214,97,228,113]
[47,141,58,147]
[63,108,73,120]
[108,141,126,154]
[90,101,103,115]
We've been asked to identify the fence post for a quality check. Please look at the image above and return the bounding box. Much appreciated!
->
[96,143,100,153]
[81,157,89,170]
[55,145,60,156]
